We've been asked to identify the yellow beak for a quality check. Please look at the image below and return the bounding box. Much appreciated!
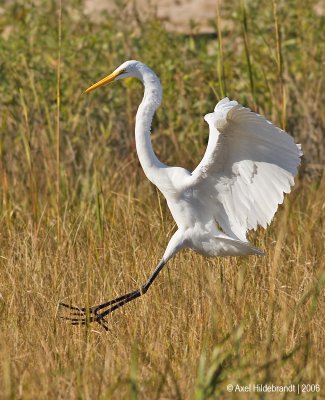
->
[84,69,123,94]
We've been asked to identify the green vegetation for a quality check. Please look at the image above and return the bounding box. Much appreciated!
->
[0,0,324,398]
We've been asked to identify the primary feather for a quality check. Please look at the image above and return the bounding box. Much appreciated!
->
[189,97,302,242]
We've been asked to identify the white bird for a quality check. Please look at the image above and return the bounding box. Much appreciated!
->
[60,60,302,330]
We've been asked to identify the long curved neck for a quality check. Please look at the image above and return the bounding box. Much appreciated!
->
[135,67,164,183]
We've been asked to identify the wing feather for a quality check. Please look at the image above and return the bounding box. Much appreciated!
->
[188,97,302,242]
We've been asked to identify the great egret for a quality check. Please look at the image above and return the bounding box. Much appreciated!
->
[60,60,302,330]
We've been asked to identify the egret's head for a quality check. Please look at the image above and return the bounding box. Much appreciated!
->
[85,60,141,94]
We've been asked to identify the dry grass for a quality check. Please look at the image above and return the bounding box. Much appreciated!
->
[0,0,324,398]
[0,171,324,399]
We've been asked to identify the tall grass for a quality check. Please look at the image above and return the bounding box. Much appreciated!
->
[0,0,324,398]
[56,0,62,243]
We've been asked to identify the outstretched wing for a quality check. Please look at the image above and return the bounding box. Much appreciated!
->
[187,97,302,242]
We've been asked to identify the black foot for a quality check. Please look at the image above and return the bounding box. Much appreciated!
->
[59,288,142,331]
[59,303,110,331]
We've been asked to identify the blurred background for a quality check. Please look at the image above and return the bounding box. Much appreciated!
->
[84,0,218,33]
[0,0,324,193]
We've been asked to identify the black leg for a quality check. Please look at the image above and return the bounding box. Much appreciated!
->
[59,259,166,330]
[59,288,139,315]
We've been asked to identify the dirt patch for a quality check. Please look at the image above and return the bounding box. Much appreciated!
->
[84,0,218,33]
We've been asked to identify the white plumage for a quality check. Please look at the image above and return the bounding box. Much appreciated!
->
[61,60,302,329]
[190,97,302,244]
